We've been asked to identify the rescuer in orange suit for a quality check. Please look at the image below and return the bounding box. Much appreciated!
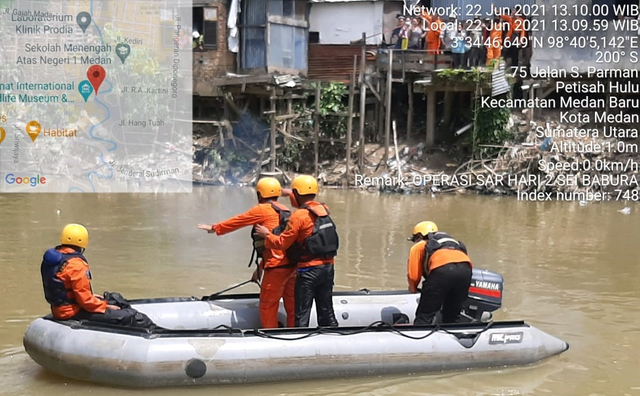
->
[500,7,526,67]
[198,177,296,328]
[421,11,442,54]
[254,175,339,328]
[406,221,472,325]
[41,224,123,321]
[486,15,504,65]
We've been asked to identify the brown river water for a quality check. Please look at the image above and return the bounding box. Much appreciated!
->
[1,188,639,396]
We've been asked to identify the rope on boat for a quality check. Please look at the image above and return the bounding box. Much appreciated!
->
[251,321,496,341]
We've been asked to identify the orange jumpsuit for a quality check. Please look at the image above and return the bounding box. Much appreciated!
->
[500,15,526,44]
[407,240,472,293]
[422,12,442,54]
[486,21,503,64]
[52,247,108,320]
[213,202,296,328]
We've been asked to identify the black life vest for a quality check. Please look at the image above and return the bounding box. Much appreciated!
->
[41,246,87,306]
[251,201,291,258]
[287,204,339,264]
[422,232,468,274]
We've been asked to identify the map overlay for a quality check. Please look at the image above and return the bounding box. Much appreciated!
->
[0,0,193,192]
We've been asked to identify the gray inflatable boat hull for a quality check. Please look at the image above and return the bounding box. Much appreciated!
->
[23,291,568,387]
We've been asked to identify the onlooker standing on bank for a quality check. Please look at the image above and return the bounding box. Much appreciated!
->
[391,15,406,49]
[408,18,424,50]
[451,26,469,69]
[467,16,485,68]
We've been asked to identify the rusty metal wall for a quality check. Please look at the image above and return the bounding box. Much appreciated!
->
[240,0,267,70]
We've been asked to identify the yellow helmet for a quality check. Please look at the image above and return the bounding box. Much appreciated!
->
[412,221,438,237]
[256,177,282,199]
[60,224,89,248]
[291,175,318,196]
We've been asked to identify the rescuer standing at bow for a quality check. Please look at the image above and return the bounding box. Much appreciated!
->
[254,175,339,328]
[198,177,296,328]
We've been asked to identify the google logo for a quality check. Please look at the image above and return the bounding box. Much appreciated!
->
[5,173,47,187]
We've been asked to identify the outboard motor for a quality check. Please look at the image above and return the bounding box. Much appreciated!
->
[460,268,503,322]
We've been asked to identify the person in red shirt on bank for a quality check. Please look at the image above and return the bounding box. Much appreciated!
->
[407,221,472,325]
[40,224,138,324]
[198,177,296,328]
[254,175,339,328]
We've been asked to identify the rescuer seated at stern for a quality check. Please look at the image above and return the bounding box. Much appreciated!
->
[406,222,473,325]
[197,177,296,329]
[40,224,154,328]
[254,175,340,328]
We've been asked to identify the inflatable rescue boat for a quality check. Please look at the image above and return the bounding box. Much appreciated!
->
[23,269,568,387]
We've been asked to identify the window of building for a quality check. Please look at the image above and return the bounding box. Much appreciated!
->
[193,6,219,50]
[269,24,307,70]
[269,0,296,18]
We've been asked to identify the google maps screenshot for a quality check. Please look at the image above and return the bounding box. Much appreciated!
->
[0,0,638,395]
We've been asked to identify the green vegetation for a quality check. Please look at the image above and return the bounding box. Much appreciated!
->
[435,68,489,86]
[318,82,347,139]
[278,82,349,172]
[470,93,511,156]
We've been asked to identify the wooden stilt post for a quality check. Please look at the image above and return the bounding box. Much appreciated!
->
[359,85,367,171]
[528,85,534,123]
[270,97,277,172]
[285,98,293,147]
[426,89,436,147]
[260,97,266,118]
[346,55,356,187]
[314,83,321,177]
[407,79,413,141]
[384,49,393,166]
[443,91,453,139]
[359,32,367,170]
[376,79,383,143]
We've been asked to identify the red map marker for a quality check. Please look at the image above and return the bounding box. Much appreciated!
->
[87,65,106,94]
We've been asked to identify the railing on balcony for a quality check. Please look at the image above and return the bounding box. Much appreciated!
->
[376,49,453,75]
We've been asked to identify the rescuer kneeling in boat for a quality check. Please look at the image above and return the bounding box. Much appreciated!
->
[254,175,339,328]
[198,177,296,328]
[41,224,154,327]
[407,221,473,325]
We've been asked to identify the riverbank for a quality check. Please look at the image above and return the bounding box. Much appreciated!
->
[193,109,640,198]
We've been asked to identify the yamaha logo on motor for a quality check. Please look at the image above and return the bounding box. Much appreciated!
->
[474,281,501,291]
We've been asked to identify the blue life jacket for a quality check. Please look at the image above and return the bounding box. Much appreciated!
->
[40,246,87,306]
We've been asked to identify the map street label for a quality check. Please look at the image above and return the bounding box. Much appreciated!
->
[0,0,193,193]
[116,43,131,64]
[76,12,91,33]
[87,65,105,94]
[26,121,41,142]
[78,80,93,102]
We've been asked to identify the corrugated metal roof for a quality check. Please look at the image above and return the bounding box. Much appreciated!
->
[308,44,376,82]
[491,63,510,97]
